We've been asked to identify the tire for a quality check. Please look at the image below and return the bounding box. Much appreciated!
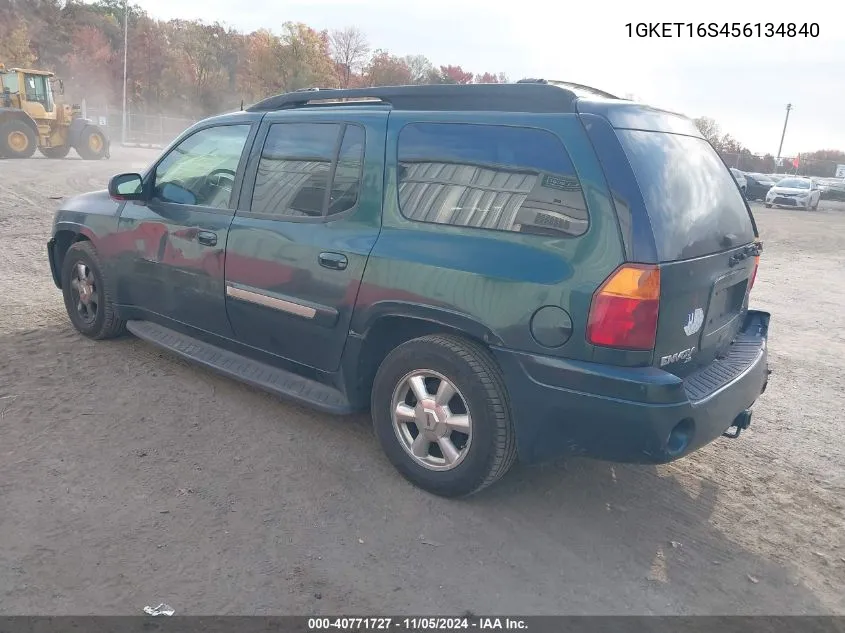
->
[40,144,71,159]
[76,126,108,160]
[765,203,772,208]
[61,241,125,340]
[1,120,37,158]
[371,334,517,497]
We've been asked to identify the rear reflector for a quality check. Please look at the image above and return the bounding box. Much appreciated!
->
[587,264,660,351]
[749,255,760,290]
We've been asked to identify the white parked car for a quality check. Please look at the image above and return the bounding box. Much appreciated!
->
[730,168,747,197]
[765,177,821,210]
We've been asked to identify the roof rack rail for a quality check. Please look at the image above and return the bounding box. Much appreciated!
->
[247,83,584,114]
[517,77,619,100]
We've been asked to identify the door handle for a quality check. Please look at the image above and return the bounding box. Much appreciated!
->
[319,252,348,270]
[196,230,217,246]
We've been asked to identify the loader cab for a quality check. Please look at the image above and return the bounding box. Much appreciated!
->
[1,68,56,116]
[22,70,55,113]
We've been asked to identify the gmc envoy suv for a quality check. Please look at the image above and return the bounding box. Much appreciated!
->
[47,80,770,497]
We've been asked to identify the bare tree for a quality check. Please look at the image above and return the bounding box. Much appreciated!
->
[329,26,370,88]
[693,116,721,145]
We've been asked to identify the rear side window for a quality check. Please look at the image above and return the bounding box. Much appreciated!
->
[617,130,755,261]
[397,123,589,237]
[251,122,364,218]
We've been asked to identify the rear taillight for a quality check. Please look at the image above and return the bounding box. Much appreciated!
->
[749,255,760,290]
[587,264,660,351]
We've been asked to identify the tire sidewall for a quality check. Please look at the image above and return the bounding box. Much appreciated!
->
[372,340,506,496]
[2,121,37,158]
[78,127,106,160]
[61,244,108,337]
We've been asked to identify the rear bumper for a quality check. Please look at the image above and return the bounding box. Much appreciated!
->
[494,310,770,464]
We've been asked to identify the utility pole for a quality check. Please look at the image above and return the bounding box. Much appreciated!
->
[775,103,792,173]
[121,0,128,146]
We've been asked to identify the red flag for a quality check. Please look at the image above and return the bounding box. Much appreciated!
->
[792,156,799,169]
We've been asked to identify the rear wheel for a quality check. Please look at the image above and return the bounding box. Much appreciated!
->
[61,241,125,340]
[40,144,71,159]
[1,120,37,158]
[765,203,772,208]
[371,334,517,497]
[76,127,108,160]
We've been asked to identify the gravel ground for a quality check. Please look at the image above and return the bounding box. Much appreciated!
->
[1,148,843,615]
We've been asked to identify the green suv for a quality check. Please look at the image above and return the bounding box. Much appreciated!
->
[47,81,770,497]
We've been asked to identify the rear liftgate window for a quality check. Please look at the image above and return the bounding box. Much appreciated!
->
[397,122,589,237]
[617,130,756,261]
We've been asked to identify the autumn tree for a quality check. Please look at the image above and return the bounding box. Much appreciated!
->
[364,49,412,86]
[329,26,369,88]
[278,22,336,91]
[0,21,36,67]
[63,25,116,104]
[439,65,474,84]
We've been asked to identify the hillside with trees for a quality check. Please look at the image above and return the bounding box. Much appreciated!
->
[0,0,508,117]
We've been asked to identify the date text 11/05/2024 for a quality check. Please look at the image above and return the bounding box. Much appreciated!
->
[626,22,820,37]
[307,617,528,630]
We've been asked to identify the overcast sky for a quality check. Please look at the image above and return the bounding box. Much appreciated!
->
[129,0,844,156]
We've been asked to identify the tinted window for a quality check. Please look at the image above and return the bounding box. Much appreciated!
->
[397,123,589,237]
[154,124,251,209]
[252,123,365,218]
[617,130,755,261]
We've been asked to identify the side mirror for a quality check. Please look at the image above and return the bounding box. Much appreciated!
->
[108,173,145,201]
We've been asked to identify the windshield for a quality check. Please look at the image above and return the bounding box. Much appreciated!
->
[776,178,810,189]
[618,130,755,261]
[1,71,19,93]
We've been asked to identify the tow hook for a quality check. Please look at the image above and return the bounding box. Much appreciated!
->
[723,409,752,439]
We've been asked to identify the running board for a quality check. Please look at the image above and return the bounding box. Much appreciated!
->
[126,320,354,415]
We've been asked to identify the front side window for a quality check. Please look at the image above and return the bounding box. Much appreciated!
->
[153,124,251,209]
[24,74,52,110]
[396,122,589,237]
[250,122,365,218]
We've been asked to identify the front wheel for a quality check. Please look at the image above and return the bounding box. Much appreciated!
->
[371,334,517,497]
[76,127,108,160]
[765,203,773,208]
[61,241,125,339]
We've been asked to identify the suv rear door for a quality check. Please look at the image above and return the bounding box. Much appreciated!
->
[223,108,387,372]
[617,126,759,375]
[578,102,759,375]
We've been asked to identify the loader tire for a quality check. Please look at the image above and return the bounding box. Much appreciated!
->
[1,120,37,158]
[76,127,108,160]
[40,145,71,159]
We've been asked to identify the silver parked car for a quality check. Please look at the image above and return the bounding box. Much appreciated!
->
[765,177,821,210]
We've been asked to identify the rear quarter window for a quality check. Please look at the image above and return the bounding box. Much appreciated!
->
[617,130,755,261]
[397,122,589,238]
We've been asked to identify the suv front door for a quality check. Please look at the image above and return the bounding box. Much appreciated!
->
[224,110,386,372]
[116,118,260,335]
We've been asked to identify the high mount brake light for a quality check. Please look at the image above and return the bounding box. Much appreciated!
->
[587,264,660,351]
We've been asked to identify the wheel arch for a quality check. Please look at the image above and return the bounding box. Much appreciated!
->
[0,108,38,134]
[344,304,503,410]
[50,225,95,289]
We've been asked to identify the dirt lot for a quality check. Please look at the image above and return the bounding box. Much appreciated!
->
[1,148,843,615]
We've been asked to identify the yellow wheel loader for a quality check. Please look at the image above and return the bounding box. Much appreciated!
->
[0,63,110,160]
